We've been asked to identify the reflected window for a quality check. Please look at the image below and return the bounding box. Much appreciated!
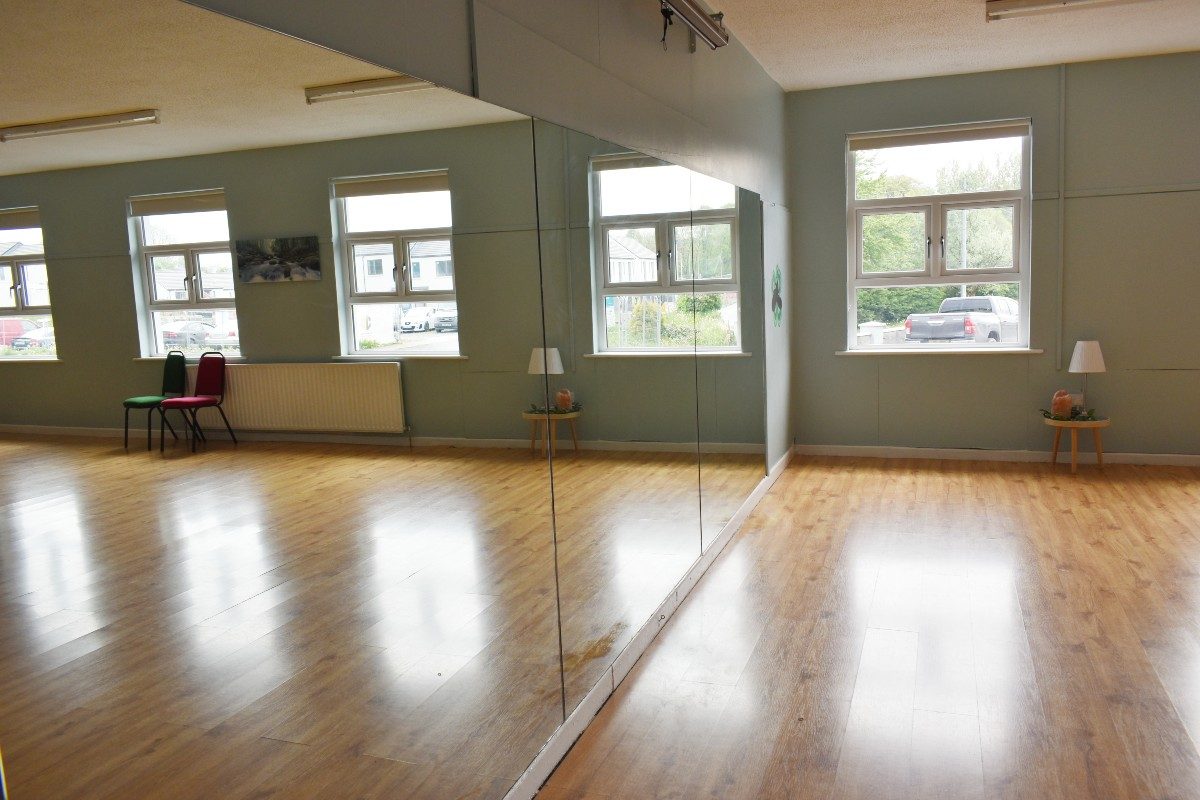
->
[591,157,740,352]
[130,192,239,357]
[0,209,56,359]
[848,122,1031,350]
[334,172,458,356]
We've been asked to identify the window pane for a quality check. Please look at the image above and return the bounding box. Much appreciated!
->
[350,301,458,354]
[20,263,51,306]
[0,227,44,256]
[408,238,454,292]
[197,251,236,299]
[945,205,1015,271]
[352,242,396,293]
[854,137,1022,201]
[598,165,735,217]
[344,192,452,233]
[603,292,739,350]
[0,314,54,358]
[153,309,240,357]
[861,211,926,273]
[855,283,1021,346]
[141,211,229,246]
[150,255,189,301]
[606,228,658,284]
[0,266,14,308]
[674,222,733,281]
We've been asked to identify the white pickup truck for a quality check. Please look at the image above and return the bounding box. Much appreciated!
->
[904,295,1019,343]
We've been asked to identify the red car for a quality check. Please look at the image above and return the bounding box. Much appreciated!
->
[0,318,37,346]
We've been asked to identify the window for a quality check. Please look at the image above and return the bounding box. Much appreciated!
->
[590,157,740,352]
[334,172,457,354]
[130,191,238,358]
[0,207,54,359]
[847,121,1031,350]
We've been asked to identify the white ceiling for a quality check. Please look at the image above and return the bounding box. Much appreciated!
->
[0,0,525,177]
[717,0,1200,90]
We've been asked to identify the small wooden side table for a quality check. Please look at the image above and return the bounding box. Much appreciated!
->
[1045,417,1110,474]
[522,410,581,456]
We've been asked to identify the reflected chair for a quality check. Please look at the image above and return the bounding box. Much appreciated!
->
[160,351,237,453]
[123,350,186,451]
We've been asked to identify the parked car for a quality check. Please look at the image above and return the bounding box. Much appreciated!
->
[904,295,1018,343]
[433,308,458,332]
[0,317,37,346]
[162,321,214,348]
[397,308,434,332]
[12,326,55,350]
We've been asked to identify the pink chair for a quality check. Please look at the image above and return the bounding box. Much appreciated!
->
[160,351,237,452]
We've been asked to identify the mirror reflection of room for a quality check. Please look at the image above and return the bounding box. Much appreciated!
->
[533,121,767,709]
[0,3,563,798]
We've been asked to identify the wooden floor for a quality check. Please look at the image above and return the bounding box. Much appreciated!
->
[0,434,761,799]
[541,456,1200,800]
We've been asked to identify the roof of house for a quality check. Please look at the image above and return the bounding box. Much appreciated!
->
[608,235,656,261]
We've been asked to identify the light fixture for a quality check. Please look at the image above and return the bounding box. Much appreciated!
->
[0,109,160,143]
[304,75,431,104]
[527,347,564,376]
[1068,340,1106,409]
[986,0,1150,21]
[661,0,729,49]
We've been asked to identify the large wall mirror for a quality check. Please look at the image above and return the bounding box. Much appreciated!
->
[0,2,763,798]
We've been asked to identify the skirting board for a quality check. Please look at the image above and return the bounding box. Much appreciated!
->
[504,447,793,800]
[792,443,1200,467]
[0,424,763,454]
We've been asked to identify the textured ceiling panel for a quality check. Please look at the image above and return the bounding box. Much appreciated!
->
[714,0,1200,90]
[0,0,525,176]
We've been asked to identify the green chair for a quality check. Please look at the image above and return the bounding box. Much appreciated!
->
[124,350,186,451]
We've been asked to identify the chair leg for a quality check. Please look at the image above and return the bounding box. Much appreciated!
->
[163,411,178,440]
[190,410,200,452]
[123,407,130,450]
[160,407,166,453]
[146,408,153,451]
[216,405,237,445]
[179,410,194,444]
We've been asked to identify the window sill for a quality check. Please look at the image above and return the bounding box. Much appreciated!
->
[837,347,1043,356]
[335,354,467,361]
[584,351,751,359]
[134,355,247,362]
[0,358,63,364]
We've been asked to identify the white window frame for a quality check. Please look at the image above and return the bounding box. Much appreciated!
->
[0,208,53,358]
[333,172,456,356]
[589,155,740,353]
[129,190,237,357]
[845,120,1032,351]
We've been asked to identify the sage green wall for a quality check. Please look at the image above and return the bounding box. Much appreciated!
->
[2,119,763,445]
[0,121,545,436]
[788,51,1200,455]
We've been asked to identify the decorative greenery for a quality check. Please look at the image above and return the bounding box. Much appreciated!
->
[528,402,582,415]
[1040,408,1101,422]
[358,339,380,350]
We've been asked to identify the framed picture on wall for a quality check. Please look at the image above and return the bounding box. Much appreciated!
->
[236,236,321,282]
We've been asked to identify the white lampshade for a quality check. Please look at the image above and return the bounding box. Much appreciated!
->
[527,347,564,375]
[1068,340,1106,374]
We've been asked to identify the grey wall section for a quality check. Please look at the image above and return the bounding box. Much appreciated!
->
[182,0,474,95]
[762,202,791,468]
[788,52,1200,455]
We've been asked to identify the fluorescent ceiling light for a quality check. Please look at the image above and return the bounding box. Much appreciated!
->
[304,75,432,104]
[986,0,1153,21]
[0,109,160,143]
[662,0,729,49]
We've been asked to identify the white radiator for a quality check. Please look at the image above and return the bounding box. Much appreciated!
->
[184,362,405,433]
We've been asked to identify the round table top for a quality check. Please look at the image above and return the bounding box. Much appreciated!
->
[1043,417,1110,429]
[522,410,582,420]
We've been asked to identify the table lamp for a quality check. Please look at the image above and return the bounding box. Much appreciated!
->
[1068,340,1105,410]
[528,347,573,410]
